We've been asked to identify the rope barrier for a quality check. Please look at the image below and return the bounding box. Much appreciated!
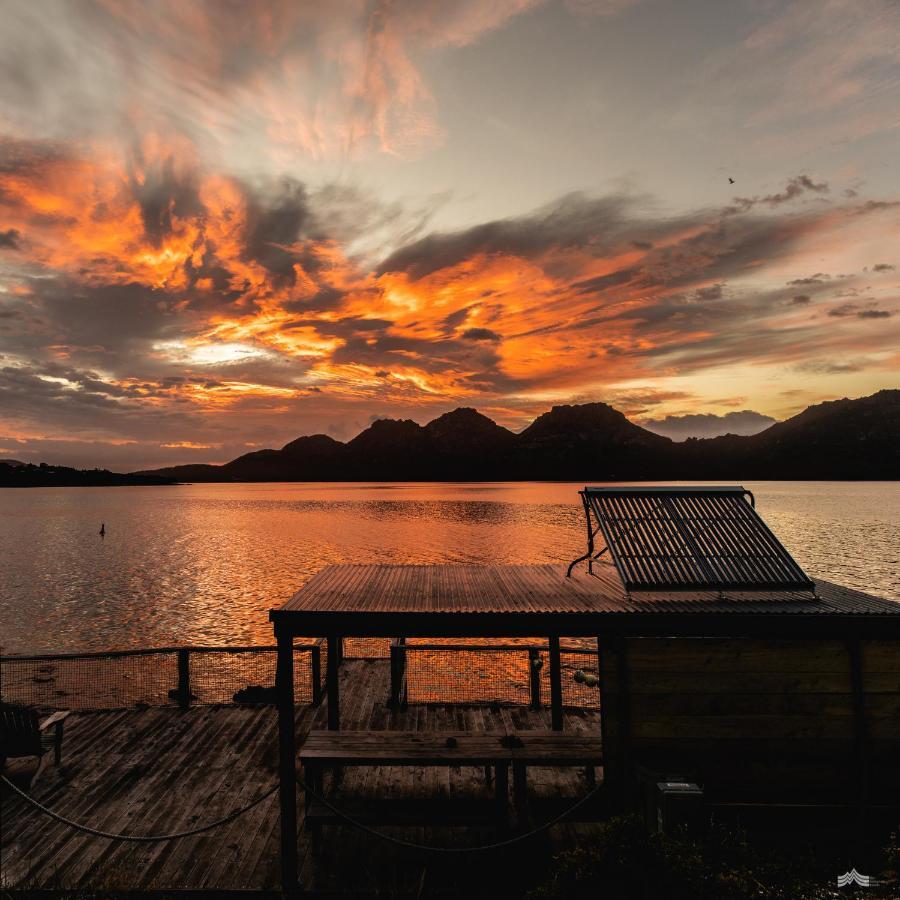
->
[294,770,604,853]
[1,774,278,842]
[2,768,604,852]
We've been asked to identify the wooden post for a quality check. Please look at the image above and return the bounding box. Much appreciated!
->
[549,636,563,731]
[614,636,631,812]
[528,648,542,710]
[310,643,322,706]
[495,761,509,833]
[594,636,607,791]
[275,630,298,892]
[327,635,341,731]
[176,648,191,710]
[847,636,870,857]
[389,637,407,709]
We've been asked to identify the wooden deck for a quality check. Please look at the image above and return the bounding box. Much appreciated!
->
[1,659,602,894]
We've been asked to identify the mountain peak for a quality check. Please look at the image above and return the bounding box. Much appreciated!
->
[128,390,898,482]
[281,433,345,455]
[425,407,515,463]
[521,401,648,439]
[427,406,493,427]
[426,407,513,436]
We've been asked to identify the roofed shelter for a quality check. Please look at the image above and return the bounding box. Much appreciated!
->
[270,487,900,891]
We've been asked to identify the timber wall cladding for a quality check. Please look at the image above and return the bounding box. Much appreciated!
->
[600,638,900,803]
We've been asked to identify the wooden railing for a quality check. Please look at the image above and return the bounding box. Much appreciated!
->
[0,641,326,711]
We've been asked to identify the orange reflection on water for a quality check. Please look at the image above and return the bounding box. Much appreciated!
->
[0,482,897,659]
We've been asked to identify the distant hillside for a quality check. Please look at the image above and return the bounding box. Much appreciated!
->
[1,461,176,488]
[134,389,900,482]
[681,389,900,479]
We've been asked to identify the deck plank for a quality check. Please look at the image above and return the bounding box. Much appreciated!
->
[1,659,600,893]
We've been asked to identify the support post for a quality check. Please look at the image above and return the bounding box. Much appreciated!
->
[595,636,607,791]
[389,637,407,709]
[847,635,870,858]
[549,636,563,731]
[613,636,631,812]
[276,630,298,893]
[310,643,322,706]
[528,648,542,710]
[327,635,341,731]
[176,648,191,710]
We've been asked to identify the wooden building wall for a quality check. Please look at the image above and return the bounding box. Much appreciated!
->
[599,637,900,809]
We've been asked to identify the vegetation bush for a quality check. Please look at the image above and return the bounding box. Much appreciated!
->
[529,816,898,900]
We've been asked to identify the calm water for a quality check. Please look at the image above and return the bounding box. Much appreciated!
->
[1,481,897,655]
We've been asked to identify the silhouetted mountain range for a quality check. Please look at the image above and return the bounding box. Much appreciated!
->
[134,389,899,482]
[0,461,176,488]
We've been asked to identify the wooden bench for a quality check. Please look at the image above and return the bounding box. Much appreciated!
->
[506,733,603,820]
[298,730,603,831]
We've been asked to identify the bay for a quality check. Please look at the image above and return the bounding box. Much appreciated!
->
[1,481,897,654]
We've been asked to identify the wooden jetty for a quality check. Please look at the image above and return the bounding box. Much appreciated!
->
[1,658,600,893]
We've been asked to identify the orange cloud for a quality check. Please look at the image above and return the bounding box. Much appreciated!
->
[1,141,898,460]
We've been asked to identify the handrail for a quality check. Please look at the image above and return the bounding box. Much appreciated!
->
[402,642,594,654]
[0,641,328,711]
[0,639,591,663]
[392,640,598,712]
[0,641,325,662]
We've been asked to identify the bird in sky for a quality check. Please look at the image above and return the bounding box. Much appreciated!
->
[728,177,735,184]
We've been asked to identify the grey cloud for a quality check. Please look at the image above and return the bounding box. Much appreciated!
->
[377,192,636,280]
[828,303,892,319]
[791,294,811,304]
[128,151,202,247]
[0,362,195,437]
[0,227,20,248]
[693,283,724,301]
[796,359,868,375]
[243,177,316,280]
[873,263,895,272]
[764,175,828,204]
[330,330,502,375]
[725,175,829,214]
[460,327,501,342]
[440,307,471,332]
[572,268,638,294]
[640,410,776,441]
[289,316,394,339]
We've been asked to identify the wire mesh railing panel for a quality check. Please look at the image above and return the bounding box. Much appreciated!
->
[1,644,321,710]
[188,649,315,705]
[397,639,601,708]
[342,638,391,659]
[560,649,600,709]
[0,652,178,710]
[404,648,533,705]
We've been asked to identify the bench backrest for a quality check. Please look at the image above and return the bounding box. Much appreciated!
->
[0,702,41,757]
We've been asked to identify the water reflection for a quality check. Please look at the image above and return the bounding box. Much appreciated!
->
[1,481,897,654]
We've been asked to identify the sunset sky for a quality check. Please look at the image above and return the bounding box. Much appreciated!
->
[1,0,898,471]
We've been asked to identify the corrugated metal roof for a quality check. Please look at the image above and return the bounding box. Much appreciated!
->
[580,486,815,593]
[276,564,897,618]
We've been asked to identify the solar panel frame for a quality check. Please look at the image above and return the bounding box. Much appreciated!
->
[581,486,816,594]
